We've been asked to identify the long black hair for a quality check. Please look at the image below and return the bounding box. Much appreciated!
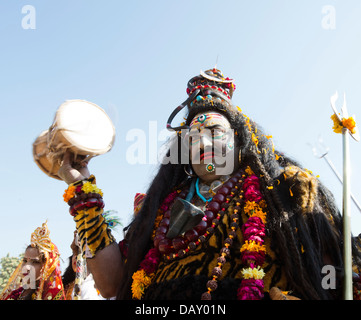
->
[62,255,76,289]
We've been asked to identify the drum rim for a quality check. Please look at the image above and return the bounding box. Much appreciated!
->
[32,130,62,180]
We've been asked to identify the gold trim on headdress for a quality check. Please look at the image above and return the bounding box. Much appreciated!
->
[30,221,53,253]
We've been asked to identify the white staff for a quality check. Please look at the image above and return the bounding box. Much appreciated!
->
[330,92,360,300]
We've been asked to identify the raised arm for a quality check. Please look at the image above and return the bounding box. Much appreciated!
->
[86,242,123,298]
[59,151,123,298]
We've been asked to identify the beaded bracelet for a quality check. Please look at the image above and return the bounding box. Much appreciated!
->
[63,175,103,203]
[63,175,104,216]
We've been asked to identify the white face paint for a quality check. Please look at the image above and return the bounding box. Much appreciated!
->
[186,112,239,183]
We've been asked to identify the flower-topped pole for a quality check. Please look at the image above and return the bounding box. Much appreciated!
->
[330,91,360,300]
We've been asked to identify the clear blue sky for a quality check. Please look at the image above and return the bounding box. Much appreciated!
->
[1,0,361,271]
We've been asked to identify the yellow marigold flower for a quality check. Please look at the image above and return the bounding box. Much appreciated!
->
[81,181,103,196]
[242,266,265,280]
[63,185,76,202]
[244,201,267,223]
[331,114,343,133]
[331,113,357,134]
[243,201,259,214]
[81,181,94,193]
[240,240,266,254]
[254,211,267,224]
[93,186,103,197]
[131,269,153,300]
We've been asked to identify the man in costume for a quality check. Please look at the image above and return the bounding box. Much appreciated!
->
[58,68,361,300]
[1,221,65,300]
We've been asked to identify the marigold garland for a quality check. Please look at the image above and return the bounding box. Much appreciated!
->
[63,185,76,202]
[130,192,177,300]
[63,177,103,203]
[242,266,266,280]
[243,201,267,223]
[240,240,266,253]
[81,181,103,196]
[237,169,268,300]
[131,269,153,300]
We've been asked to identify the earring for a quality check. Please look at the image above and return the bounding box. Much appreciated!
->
[206,163,215,173]
[184,165,196,177]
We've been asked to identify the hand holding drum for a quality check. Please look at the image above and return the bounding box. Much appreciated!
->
[33,100,115,183]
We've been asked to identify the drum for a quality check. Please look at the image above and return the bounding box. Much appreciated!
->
[33,100,115,180]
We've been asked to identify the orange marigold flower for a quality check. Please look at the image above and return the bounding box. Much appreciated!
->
[63,185,76,202]
[243,201,259,215]
[243,201,267,223]
[342,116,357,134]
[251,210,267,224]
[131,269,153,300]
[240,240,266,253]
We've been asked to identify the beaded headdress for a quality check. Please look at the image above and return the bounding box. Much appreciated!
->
[30,221,54,253]
[166,68,238,131]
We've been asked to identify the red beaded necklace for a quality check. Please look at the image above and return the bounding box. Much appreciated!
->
[153,171,245,262]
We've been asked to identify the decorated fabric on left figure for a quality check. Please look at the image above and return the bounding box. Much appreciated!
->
[0,221,65,300]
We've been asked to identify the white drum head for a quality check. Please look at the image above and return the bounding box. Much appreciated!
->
[33,99,115,180]
[55,100,115,155]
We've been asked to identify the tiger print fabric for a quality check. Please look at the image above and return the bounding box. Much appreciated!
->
[74,206,115,258]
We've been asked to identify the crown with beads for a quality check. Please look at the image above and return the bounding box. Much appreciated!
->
[30,221,54,253]
[187,68,235,105]
[166,68,237,131]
